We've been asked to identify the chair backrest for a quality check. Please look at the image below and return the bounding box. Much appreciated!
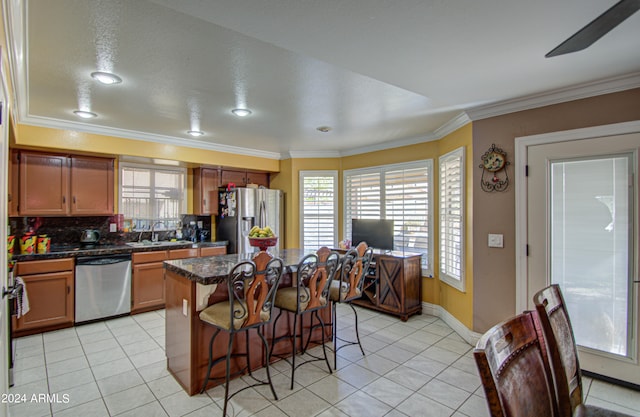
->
[337,242,374,302]
[296,247,340,312]
[474,311,559,417]
[227,251,284,330]
[533,284,583,417]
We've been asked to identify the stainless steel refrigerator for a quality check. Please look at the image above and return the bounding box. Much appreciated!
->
[217,187,284,254]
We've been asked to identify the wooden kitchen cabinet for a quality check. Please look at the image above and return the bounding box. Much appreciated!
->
[169,248,199,259]
[70,155,114,215]
[12,258,75,336]
[193,167,219,215]
[17,150,114,216]
[353,251,422,321]
[131,250,168,314]
[198,246,226,257]
[8,149,19,216]
[220,169,269,188]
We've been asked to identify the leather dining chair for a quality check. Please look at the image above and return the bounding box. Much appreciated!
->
[270,246,340,389]
[533,284,633,417]
[474,310,560,417]
[198,251,284,416]
[329,241,374,369]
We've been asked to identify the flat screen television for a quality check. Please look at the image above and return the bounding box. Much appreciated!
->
[351,219,394,250]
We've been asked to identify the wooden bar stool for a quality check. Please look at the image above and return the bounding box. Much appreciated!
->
[198,251,284,416]
[270,246,340,389]
[329,242,374,369]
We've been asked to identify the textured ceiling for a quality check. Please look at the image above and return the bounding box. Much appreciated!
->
[6,0,640,158]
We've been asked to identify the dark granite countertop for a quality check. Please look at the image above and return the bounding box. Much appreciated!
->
[164,248,315,285]
[11,241,228,262]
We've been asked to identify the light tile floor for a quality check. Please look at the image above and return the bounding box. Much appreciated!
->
[8,305,640,417]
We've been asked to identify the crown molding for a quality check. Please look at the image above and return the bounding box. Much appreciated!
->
[19,115,283,160]
[287,150,342,159]
[339,112,471,157]
[466,72,640,121]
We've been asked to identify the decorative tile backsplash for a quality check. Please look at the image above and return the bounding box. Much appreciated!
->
[9,215,213,246]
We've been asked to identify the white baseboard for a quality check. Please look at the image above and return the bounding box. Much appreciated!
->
[422,302,483,347]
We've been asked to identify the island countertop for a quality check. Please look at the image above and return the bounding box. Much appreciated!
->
[163,248,315,285]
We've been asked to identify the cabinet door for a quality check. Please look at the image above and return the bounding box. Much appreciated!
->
[199,246,226,257]
[8,149,19,216]
[132,262,166,313]
[376,256,404,313]
[70,155,114,215]
[13,271,74,331]
[246,172,269,187]
[194,168,219,215]
[221,170,247,187]
[19,152,69,215]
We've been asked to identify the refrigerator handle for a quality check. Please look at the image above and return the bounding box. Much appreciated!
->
[259,200,267,228]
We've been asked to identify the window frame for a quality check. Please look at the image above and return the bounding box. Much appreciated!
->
[299,170,339,251]
[438,147,465,291]
[118,162,187,230]
[343,160,434,277]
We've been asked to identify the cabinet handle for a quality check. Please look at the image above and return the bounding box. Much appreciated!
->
[7,193,11,202]
[73,196,76,204]
[62,196,66,204]
[67,285,70,294]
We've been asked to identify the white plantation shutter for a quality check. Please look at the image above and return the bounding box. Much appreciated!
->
[120,163,186,230]
[344,161,433,275]
[439,147,465,290]
[300,171,338,250]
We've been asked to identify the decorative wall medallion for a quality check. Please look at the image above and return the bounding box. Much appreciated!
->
[479,144,510,192]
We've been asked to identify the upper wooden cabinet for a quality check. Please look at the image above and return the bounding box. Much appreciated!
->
[70,155,114,215]
[193,167,219,215]
[17,151,114,216]
[8,149,19,216]
[220,169,269,188]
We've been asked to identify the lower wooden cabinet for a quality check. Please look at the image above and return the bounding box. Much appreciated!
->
[132,251,168,314]
[13,258,75,336]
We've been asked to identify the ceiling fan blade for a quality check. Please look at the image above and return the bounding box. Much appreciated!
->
[546,0,640,58]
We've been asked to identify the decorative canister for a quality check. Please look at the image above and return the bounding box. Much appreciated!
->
[37,235,51,254]
[7,235,15,259]
[20,234,36,255]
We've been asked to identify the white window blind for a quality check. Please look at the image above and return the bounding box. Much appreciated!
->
[300,171,338,250]
[439,147,465,290]
[120,163,186,230]
[344,161,433,275]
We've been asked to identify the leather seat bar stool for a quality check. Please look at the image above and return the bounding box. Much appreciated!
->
[270,247,340,389]
[329,242,373,369]
[198,251,284,416]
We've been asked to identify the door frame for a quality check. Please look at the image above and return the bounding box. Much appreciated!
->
[514,120,640,312]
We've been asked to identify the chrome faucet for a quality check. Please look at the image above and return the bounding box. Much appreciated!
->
[150,221,164,242]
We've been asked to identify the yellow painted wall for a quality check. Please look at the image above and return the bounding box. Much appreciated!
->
[341,124,473,328]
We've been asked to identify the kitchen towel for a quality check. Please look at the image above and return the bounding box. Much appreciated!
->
[15,277,30,318]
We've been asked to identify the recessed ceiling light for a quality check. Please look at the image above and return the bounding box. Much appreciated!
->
[316,126,332,133]
[187,130,204,137]
[73,110,97,119]
[231,108,252,117]
[91,71,122,85]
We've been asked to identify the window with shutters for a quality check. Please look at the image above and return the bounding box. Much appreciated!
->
[119,163,187,231]
[344,160,433,276]
[439,147,465,291]
[300,171,338,250]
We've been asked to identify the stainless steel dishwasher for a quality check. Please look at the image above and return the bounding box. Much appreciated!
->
[75,254,132,323]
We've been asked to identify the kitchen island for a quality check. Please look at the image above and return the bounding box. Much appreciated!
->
[164,248,330,395]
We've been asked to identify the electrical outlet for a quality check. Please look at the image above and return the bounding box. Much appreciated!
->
[197,221,203,229]
[488,233,504,248]
[109,223,117,232]
[182,299,188,316]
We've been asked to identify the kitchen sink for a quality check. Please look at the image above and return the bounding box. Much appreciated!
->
[125,240,194,248]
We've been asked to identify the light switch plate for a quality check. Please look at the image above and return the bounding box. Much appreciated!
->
[109,223,117,232]
[197,221,203,229]
[182,299,188,316]
[488,233,504,248]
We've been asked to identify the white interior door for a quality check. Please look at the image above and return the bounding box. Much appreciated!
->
[0,76,10,417]
[526,131,640,384]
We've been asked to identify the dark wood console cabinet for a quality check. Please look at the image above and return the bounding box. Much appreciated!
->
[353,251,422,321]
